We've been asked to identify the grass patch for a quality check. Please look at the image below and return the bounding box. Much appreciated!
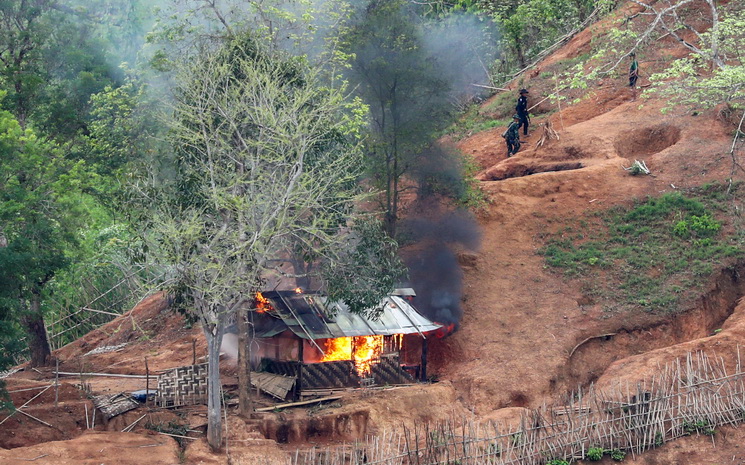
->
[539,185,745,314]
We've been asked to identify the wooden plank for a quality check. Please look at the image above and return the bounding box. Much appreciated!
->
[250,371,295,400]
[93,393,140,419]
[255,395,343,412]
[53,371,150,379]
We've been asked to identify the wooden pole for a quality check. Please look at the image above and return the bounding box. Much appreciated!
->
[237,306,253,417]
[0,385,52,426]
[297,339,304,401]
[54,358,59,409]
[16,409,55,429]
[471,83,510,92]
[192,339,197,365]
[145,357,150,408]
[420,338,428,382]
[53,371,151,378]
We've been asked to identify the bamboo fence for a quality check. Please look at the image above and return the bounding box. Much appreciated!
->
[291,350,745,465]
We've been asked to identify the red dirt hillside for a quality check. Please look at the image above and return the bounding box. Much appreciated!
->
[3,0,745,462]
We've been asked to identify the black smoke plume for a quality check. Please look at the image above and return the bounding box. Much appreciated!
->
[399,203,480,331]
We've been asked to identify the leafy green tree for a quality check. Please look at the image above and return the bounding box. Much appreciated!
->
[644,1,745,181]
[322,218,406,317]
[146,0,354,67]
[0,95,95,366]
[140,33,395,449]
[0,0,55,127]
[0,0,148,137]
[564,0,744,175]
[644,2,744,110]
[467,0,596,73]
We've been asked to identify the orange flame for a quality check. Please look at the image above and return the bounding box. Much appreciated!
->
[434,323,456,338]
[294,287,303,294]
[352,336,384,377]
[320,335,385,377]
[321,337,353,361]
[254,292,272,313]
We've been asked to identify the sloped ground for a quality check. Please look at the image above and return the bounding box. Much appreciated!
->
[0,432,181,465]
[432,94,738,413]
[3,0,745,462]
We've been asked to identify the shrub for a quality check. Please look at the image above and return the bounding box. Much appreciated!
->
[547,460,570,465]
[673,220,690,237]
[689,214,721,237]
[609,449,626,461]
[587,447,604,461]
[683,419,716,436]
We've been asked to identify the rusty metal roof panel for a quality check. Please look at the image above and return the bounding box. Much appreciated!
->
[257,291,441,339]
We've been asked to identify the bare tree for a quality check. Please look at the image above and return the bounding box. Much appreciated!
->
[141,35,368,450]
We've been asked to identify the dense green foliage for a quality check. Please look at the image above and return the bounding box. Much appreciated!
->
[457,0,601,80]
[0,0,151,366]
[322,218,407,316]
[540,186,745,314]
[647,2,745,113]
[0,97,81,365]
[586,447,604,461]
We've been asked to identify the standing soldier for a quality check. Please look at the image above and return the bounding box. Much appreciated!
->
[628,52,639,100]
[502,114,522,157]
[516,88,530,136]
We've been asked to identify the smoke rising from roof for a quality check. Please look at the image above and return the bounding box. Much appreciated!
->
[400,206,480,328]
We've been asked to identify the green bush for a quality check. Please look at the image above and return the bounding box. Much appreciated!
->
[683,419,716,436]
[538,188,743,315]
[586,447,604,461]
[673,220,690,237]
[546,460,570,465]
[690,214,721,236]
[609,449,626,461]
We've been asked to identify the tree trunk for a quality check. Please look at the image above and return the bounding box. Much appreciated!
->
[237,305,254,418]
[204,325,224,450]
[23,293,51,367]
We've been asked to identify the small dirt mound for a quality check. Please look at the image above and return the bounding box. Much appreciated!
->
[614,124,681,158]
[483,162,583,181]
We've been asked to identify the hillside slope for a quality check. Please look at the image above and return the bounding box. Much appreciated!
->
[429,0,743,416]
[3,0,745,462]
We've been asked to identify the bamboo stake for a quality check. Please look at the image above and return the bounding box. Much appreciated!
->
[12,454,48,462]
[554,72,564,131]
[8,385,52,394]
[122,414,147,432]
[145,357,150,408]
[53,371,151,378]
[471,84,510,91]
[16,409,55,428]
[54,359,59,408]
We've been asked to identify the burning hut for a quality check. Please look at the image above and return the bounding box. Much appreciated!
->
[251,289,441,398]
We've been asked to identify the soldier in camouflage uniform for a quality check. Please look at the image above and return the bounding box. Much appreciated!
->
[502,114,522,157]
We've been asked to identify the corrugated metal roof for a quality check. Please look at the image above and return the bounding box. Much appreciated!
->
[252,291,441,339]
